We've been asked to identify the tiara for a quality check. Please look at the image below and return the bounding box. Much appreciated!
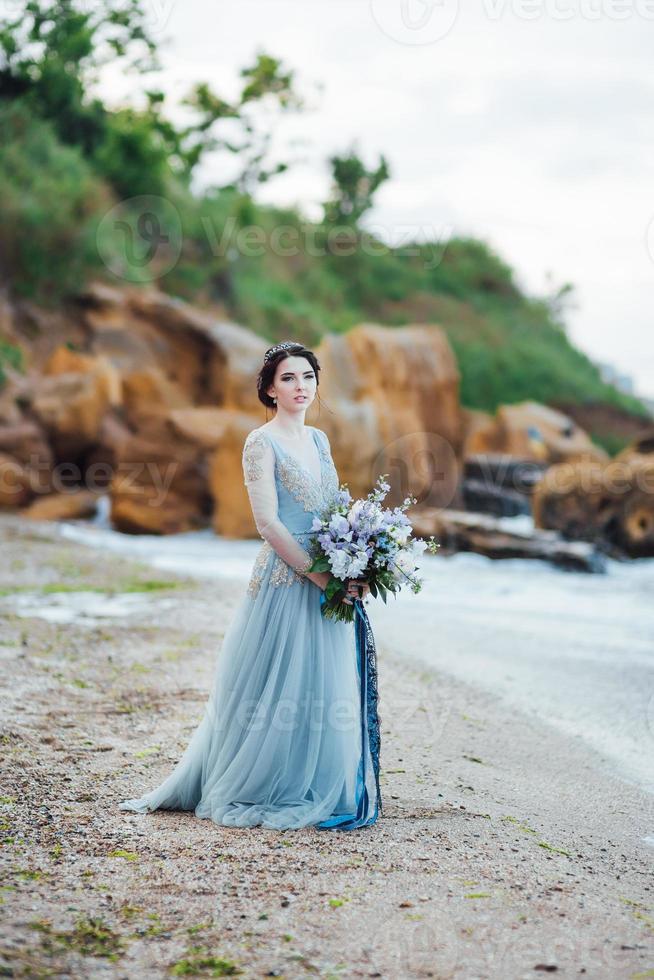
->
[263,341,300,364]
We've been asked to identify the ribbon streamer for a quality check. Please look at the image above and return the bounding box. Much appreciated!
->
[316,592,383,828]
[353,596,383,819]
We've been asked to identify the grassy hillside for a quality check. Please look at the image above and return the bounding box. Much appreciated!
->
[205,200,651,454]
[0,103,650,457]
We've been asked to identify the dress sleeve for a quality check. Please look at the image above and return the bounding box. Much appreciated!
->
[319,428,332,454]
[241,429,313,575]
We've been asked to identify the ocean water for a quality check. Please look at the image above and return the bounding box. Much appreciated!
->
[31,505,654,799]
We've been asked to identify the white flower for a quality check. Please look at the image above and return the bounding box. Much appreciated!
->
[410,537,428,558]
[347,499,365,526]
[368,503,384,526]
[394,550,416,578]
[329,513,351,539]
[329,550,351,579]
[347,552,369,579]
[390,524,411,545]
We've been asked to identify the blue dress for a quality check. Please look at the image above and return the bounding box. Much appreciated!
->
[119,424,381,831]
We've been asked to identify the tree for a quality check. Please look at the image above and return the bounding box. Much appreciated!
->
[322,147,390,227]
[0,0,160,152]
[543,272,577,334]
[0,4,304,197]
[181,52,304,194]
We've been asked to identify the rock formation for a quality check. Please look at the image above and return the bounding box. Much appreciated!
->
[464,400,608,464]
[532,433,654,557]
[1,282,635,560]
[0,284,466,536]
[314,325,465,510]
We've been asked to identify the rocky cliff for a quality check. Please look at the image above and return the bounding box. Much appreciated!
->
[1,281,651,557]
[0,284,465,536]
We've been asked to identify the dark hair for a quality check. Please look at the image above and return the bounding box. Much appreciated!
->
[256,342,321,411]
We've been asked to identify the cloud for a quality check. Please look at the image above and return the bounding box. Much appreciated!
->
[96,1,654,398]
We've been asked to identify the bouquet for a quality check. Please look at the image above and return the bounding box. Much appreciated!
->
[306,474,440,623]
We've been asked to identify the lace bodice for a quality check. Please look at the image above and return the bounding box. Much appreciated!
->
[241,425,340,583]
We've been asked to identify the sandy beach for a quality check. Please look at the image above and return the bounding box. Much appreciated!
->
[0,512,652,979]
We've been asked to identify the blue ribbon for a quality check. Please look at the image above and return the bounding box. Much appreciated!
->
[317,592,383,829]
[353,596,383,819]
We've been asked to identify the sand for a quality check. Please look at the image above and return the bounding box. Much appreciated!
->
[0,512,652,979]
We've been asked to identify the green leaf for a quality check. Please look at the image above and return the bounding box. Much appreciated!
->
[325,580,344,601]
[311,557,331,572]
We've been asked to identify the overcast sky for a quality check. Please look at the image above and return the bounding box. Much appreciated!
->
[103,0,654,399]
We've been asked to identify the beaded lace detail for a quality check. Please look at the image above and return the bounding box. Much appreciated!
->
[243,426,339,599]
[276,435,338,513]
[246,541,308,599]
[242,429,267,482]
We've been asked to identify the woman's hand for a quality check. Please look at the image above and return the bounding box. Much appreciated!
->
[306,570,331,592]
[306,572,370,605]
[342,578,370,604]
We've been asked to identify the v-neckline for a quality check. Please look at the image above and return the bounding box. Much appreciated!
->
[263,426,323,486]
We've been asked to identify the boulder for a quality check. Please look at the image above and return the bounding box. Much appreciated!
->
[19,489,100,522]
[83,413,134,492]
[78,283,266,410]
[604,431,654,556]
[0,419,53,472]
[209,413,263,537]
[28,369,113,457]
[462,453,549,517]
[171,407,256,451]
[121,366,191,429]
[8,296,88,371]
[409,506,606,572]
[605,453,654,557]
[314,324,465,509]
[126,290,225,403]
[109,427,211,536]
[0,452,32,508]
[43,345,121,400]
[110,482,204,535]
[465,400,607,464]
[532,432,654,557]
[461,407,494,451]
[613,430,654,464]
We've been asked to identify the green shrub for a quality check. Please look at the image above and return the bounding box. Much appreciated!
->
[0,100,115,305]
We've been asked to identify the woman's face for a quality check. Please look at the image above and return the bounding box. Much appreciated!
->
[267,355,317,414]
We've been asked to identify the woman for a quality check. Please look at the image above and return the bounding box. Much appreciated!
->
[119,341,381,830]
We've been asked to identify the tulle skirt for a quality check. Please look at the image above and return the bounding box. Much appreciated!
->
[119,549,379,831]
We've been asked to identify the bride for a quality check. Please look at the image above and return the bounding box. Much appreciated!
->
[119,341,381,830]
